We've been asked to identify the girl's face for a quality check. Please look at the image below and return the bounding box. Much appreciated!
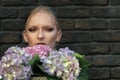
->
[23,12,62,48]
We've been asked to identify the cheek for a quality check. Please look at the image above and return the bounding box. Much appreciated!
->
[46,34,57,48]
[26,33,37,45]
[46,32,57,42]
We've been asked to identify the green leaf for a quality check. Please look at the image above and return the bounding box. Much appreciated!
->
[74,53,91,69]
[28,55,40,66]
[77,68,88,80]
[28,55,43,74]
[73,52,84,58]
[74,53,91,80]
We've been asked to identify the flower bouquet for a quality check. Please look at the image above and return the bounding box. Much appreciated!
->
[0,44,90,80]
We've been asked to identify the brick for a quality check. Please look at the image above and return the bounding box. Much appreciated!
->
[75,19,107,30]
[58,19,75,30]
[93,55,120,66]
[0,7,18,18]
[111,67,120,78]
[111,43,120,53]
[109,19,120,29]
[111,31,120,41]
[94,31,120,42]
[73,44,91,54]
[0,32,21,43]
[19,7,34,19]
[73,0,108,5]
[88,67,110,79]
[56,43,91,54]
[85,56,92,64]
[19,7,56,19]
[1,0,37,6]
[88,43,110,54]
[116,8,120,17]
[110,0,120,5]
[110,79,120,80]
[1,20,25,31]
[90,31,120,42]
[61,31,92,43]
[0,20,1,30]
[56,7,91,18]
[57,43,109,54]
[38,0,72,6]
[93,31,111,42]
[92,7,116,18]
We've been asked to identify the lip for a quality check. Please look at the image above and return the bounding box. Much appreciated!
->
[36,43,46,45]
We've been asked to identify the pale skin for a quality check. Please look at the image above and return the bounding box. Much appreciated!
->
[23,12,62,49]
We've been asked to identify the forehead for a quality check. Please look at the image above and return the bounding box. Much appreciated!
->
[28,12,56,26]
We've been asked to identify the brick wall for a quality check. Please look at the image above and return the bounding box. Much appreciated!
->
[0,0,120,80]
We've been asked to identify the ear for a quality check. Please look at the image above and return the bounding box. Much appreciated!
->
[56,29,62,42]
[23,30,28,43]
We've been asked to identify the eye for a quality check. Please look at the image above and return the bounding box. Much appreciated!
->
[46,28,54,32]
[44,27,54,32]
[28,27,37,32]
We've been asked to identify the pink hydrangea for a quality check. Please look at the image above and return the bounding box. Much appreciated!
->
[23,44,52,58]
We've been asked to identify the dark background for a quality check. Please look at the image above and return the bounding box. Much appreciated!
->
[0,0,120,80]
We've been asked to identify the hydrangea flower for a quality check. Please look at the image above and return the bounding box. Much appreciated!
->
[0,46,32,80]
[41,47,81,80]
[23,44,52,59]
[0,45,90,80]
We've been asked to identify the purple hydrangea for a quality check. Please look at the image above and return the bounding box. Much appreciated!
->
[0,46,33,80]
[41,48,80,80]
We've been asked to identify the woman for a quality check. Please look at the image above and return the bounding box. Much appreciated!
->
[22,6,62,80]
[0,6,89,80]
[22,6,89,80]
[23,6,62,49]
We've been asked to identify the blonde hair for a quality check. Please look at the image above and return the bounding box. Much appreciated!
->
[25,6,60,29]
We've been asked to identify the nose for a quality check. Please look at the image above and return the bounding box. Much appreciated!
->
[38,30,44,40]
